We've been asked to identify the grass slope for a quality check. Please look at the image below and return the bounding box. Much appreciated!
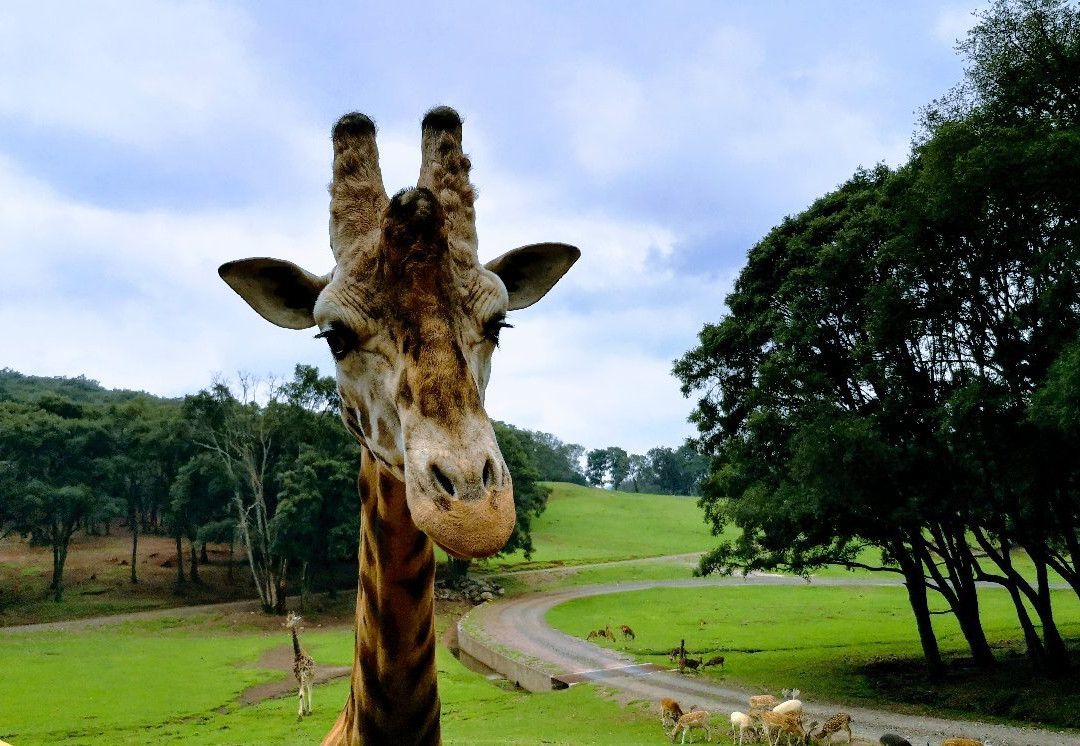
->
[480,482,720,570]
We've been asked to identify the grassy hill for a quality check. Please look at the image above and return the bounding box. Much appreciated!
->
[480,482,719,570]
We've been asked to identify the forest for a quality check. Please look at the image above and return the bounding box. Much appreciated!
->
[0,365,693,609]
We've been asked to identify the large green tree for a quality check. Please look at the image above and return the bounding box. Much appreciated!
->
[0,399,121,601]
[676,0,1080,676]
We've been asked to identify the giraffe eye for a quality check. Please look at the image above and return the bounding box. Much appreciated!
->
[315,324,357,360]
[483,314,513,347]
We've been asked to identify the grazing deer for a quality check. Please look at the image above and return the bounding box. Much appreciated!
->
[670,709,712,744]
[806,713,853,744]
[730,711,755,746]
[659,697,685,729]
[679,656,703,672]
[619,624,635,640]
[758,710,804,746]
[749,694,780,709]
[702,654,725,669]
[668,647,683,662]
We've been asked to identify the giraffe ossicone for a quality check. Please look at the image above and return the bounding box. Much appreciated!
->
[220,106,578,745]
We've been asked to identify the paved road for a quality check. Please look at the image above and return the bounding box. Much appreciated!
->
[466,575,1079,746]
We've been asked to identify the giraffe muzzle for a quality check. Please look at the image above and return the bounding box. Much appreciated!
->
[404,445,515,559]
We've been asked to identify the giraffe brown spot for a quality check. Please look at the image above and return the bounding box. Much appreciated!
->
[405,637,436,686]
[398,377,414,407]
[379,471,396,497]
[396,557,435,600]
[377,418,396,452]
[380,607,401,653]
[406,530,430,560]
[356,405,372,437]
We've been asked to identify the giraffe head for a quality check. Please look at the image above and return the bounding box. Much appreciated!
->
[285,611,302,629]
[219,107,578,560]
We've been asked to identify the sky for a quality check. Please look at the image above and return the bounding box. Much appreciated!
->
[0,1,983,455]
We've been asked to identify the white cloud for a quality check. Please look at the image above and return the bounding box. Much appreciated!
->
[0,2,273,149]
[551,22,915,202]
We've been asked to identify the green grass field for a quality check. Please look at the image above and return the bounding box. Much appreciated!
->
[5,481,1080,741]
[547,583,1080,729]
[0,611,661,745]
[478,483,720,569]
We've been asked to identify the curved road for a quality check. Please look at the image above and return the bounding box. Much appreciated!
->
[466,575,1077,746]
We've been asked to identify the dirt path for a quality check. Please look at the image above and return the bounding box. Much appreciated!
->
[466,576,1079,746]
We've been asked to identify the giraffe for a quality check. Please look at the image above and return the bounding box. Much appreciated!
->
[285,611,316,719]
[218,107,578,745]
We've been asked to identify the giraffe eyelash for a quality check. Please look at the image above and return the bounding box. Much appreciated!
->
[483,315,513,346]
[315,323,357,361]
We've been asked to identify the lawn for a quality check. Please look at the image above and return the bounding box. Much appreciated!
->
[0,609,662,745]
[475,482,722,570]
[547,583,1080,729]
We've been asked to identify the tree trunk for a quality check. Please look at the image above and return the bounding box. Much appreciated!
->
[897,549,944,677]
[53,541,68,603]
[227,533,235,583]
[1029,554,1071,676]
[1005,580,1046,667]
[189,539,200,584]
[200,542,209,565]
[174,530,185,588]
[300,560,310,612]
[130,513,139,584]
[951,584,996,666]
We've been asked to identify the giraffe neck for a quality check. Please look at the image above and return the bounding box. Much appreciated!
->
[324,446,440,746]
[291,627,302,658]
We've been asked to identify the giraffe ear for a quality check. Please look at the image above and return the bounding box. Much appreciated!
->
[485,242,580,311]
[218,258,328,330]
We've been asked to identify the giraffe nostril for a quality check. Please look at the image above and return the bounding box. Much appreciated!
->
[431,464,456,497]
[482,458,495,489]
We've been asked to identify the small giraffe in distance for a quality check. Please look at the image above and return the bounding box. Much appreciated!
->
[286,611,316,720]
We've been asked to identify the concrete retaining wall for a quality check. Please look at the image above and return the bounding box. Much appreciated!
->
[456,612,560,693]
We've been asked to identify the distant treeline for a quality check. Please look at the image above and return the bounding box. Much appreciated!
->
[0,366,590,608]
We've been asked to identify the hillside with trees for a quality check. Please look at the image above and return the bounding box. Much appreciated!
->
[0,366,575,609]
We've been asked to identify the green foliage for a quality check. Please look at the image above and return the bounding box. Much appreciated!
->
[499,423,586,485]
[491,421,550,560]
[675,0,1080,675]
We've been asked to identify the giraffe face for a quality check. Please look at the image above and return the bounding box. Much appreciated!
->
[312,189,516,557]
[218,108,578,561]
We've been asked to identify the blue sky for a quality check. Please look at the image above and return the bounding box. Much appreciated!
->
[0,1,980,454]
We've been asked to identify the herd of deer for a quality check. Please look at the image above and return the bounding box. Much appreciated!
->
[581,626,987,745]
[658,690,986,746]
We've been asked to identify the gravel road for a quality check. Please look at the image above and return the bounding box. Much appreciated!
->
[466,575,1080,746]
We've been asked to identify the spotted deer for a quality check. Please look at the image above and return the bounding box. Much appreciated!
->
[670,709,713,744]
[659,698,685,729]
[806,713,853,744]
[221,108,578,745]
